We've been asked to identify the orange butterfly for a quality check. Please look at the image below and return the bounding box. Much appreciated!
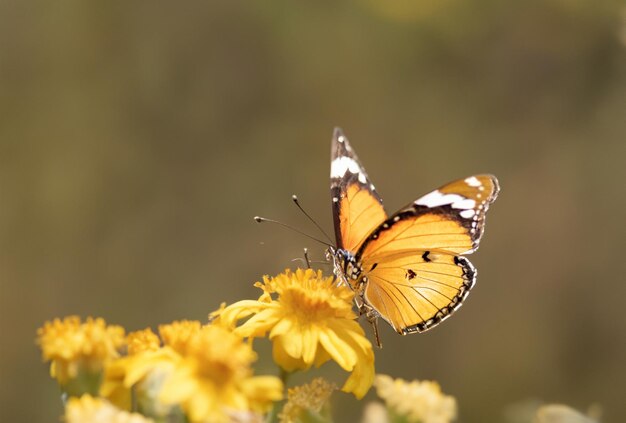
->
[328,128,499,346]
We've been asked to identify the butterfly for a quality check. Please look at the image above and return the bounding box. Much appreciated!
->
[328,128,499,347]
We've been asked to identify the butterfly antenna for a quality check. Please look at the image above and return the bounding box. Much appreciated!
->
[291,195,334,244]
[254,216,332,247]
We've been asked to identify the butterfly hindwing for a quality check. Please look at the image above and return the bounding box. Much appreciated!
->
[331,128,387,253]
[362,250,476,334]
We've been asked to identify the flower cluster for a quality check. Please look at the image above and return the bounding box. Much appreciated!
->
[373,374,457,423]
[38,316,283,422]
[37,269,598,423]
[36,269,377,422]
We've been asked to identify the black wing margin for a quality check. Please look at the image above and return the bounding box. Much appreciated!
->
[330,128,386,251]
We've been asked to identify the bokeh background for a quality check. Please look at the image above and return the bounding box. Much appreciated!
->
[2,1,625,421]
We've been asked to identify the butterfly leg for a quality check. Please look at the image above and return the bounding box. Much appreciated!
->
[356,297,383,348]
[367,314,382,348]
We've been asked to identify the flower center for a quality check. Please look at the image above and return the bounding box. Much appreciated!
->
[281,286,337,322]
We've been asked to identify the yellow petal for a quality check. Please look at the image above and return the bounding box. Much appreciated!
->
[272,339,307,371]
[159,367,198,404]
[300,325,318,366]
[238,307,282,337]
[279,330,303,360]
[186,386,216,422]
[334,323,374,398]
[318,328,357,371]
[219,300,267,326]
[341,356,375,399]
[268,315,293,338]
[313,346,331,368]
[240,376,284,409]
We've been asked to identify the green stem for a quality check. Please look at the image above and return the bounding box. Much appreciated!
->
[266,367,292,423]
[279,367,291,386]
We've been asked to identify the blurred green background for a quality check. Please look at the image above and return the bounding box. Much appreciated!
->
[1,1,625,421]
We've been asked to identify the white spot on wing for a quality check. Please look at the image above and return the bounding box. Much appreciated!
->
[331,156,359,177]
[465,176,481,187]
[331,156,368,184]
[416,190,476,210]
[415,191,464,208]
[337,135,345,143]
[460,209,475,219]
[452,198,476,209]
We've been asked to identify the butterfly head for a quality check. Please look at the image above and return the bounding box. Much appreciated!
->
[326,247,362,290]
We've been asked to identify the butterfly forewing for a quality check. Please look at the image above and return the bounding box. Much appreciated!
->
[357,174,499,260]
[412,175,499,253]
[357,212,474,260]
[330,128,387,253]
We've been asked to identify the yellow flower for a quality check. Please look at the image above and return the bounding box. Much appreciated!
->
[279,378,336,423]
[127,328,161,355]
[100,345,182,416]
[159,320,202,353]
[36,316,125,393]
[158,323,283,423]
[217,269,375,399]
[65,395,154,423]
[101,326,188,417]
[374,375,457,423]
